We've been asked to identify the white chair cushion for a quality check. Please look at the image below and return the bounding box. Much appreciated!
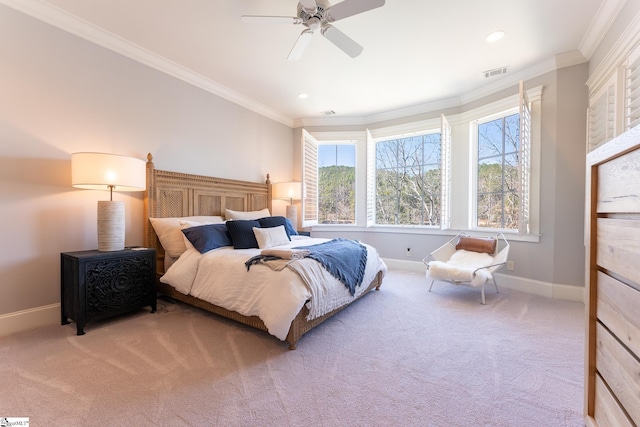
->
[427,249,494,287]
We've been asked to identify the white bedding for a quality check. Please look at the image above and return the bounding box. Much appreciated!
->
[160,237,387,341]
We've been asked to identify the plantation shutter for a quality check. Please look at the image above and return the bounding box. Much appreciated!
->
[366,129,376,227]
[440,114,451,229]
[302,129,319,227]
[518,81,531,235]
[587,76,616,151]
[626,43,640,130]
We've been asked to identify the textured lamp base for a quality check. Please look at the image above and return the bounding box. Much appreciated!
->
[286,205,298,231]
[97,201,125,251]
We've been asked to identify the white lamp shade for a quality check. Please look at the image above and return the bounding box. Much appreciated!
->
[71,152,146,192]
[273,182,301,201]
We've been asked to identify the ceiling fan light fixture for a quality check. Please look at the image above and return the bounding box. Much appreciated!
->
[486,30,505,43]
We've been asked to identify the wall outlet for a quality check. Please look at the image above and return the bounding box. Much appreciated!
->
[406,247,412,257]
[507,260,515,271]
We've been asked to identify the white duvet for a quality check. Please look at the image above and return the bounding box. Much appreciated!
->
[160,237,387,341]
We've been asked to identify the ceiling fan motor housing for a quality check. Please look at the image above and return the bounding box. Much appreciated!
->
[298,0,329,25]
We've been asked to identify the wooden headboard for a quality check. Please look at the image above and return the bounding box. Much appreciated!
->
[143,153,272,273]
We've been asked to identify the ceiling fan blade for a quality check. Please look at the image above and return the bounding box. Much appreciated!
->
[325,0,385,22]
[288,29,314,61]
[321,25,363,58]
[299,0,318,14]
[241,15,302,24]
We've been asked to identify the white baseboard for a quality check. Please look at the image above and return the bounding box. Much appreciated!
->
[384,258,585,303]
[0,303,60,337]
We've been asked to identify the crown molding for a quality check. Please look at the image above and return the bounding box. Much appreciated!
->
[579,0,628,60]
[293,96,462,128]
[586,6,640,93]
[295,55,561,129]
[0,0,295,128]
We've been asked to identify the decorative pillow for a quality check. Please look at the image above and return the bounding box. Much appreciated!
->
[225,208,271,220]
[226,220,261,249]
[258,216,292,240]
[253,225,290,249]
[455,236,497,254]
[182,224,232,254]
[149,216,224,258]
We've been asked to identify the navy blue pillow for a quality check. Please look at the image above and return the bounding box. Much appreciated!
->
[226,220,261,249]
[182,224,232,254]
[258,216,293,240]
[284,218,298,236]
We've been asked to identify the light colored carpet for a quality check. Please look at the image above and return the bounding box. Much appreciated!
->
[0,269,585,426]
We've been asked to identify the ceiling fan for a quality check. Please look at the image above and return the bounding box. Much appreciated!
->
[241,0,385,61]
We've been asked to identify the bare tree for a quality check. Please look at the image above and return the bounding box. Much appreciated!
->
[477,113,520,229]
[376,134,441,226]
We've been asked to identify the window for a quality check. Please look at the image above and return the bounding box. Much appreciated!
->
[318,144,356,224]
[301,130,357,227]
[302,82,539,238]
[374,132,442,226]
[474,81,532,233]
[476,112,520,229]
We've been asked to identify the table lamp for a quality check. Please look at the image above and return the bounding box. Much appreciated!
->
[71,152,146,251]
[273,181,301,229]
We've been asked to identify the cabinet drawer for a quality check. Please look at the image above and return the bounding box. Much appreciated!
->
[595,322,640,425]
[597,218,640,284]
[596,147,640,213]
[597,271,640,357]
[594,374,633,427]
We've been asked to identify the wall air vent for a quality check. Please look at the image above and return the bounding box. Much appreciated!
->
[321,110,336,116]
[483,66,509,78]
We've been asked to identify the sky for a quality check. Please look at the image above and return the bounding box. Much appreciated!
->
[318,144,356,167]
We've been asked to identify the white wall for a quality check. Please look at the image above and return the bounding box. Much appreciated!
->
[0,6,293,319]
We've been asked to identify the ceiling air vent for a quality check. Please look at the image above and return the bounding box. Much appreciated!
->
[321,110,336,116]
[483,66,509,78]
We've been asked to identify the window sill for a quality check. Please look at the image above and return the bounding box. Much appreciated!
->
[309,224,541,243]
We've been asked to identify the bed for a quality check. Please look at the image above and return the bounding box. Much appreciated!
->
[143,154,386,349]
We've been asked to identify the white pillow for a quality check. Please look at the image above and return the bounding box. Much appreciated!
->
[253,225,290,249]
[225,208,271,220]
[149,216,224,258]
[159,247,201,295]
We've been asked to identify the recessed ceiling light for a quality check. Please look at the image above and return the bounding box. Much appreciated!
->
[486,30,505,43]
[297,93,309,99]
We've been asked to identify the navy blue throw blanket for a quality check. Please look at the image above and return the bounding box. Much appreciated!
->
[294,238,367,296]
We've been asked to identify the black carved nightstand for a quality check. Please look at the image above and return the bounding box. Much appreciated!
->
[61,248,156,335]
